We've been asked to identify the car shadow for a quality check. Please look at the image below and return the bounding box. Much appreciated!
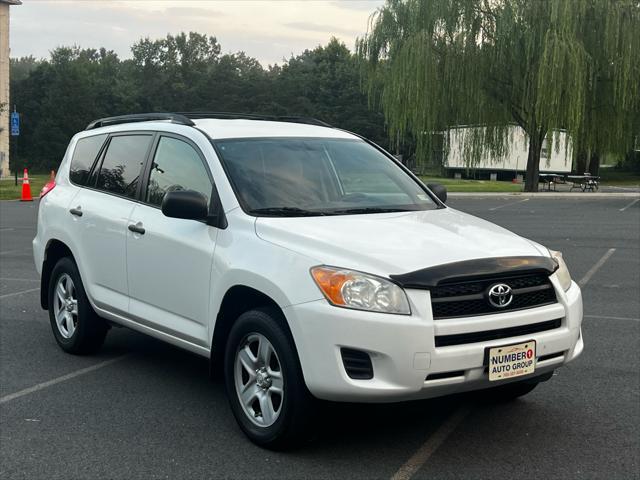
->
[101,327,478,455]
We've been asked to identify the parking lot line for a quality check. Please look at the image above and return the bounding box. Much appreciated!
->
[0,287,40,300]
[619,198,639,212]
[585,314,639,322]
[390,406,471,480]
[488,198,530,211]
[0,277,39,282]
[578,248,616,287]
[0,354,131,404]
[0,249,32,256]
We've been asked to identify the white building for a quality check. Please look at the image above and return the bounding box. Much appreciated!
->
[444,125,573,178]
[0,0,21,178]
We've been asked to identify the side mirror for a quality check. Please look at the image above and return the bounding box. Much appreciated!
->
[161,190,209,220]
[427,183,447,204]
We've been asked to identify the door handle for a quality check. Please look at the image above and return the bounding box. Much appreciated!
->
[128,223,145,235]
[69,207,83,217]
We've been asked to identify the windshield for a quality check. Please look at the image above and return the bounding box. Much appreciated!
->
[213,137,438,216]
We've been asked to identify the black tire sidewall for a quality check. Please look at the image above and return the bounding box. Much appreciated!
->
[48,257,104,353]
[224,308,312,448]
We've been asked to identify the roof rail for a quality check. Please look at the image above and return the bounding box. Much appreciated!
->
[176,112,332,128]
[276,116,333,127]
[85,113,195,130]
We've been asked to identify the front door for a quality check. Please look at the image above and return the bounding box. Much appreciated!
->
[126,134,218,347]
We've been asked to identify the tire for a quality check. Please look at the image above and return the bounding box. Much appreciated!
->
[224,307,315,449]
[48,257,108,354]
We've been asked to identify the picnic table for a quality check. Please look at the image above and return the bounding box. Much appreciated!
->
[538,173,567,191]
[567,173,600,192]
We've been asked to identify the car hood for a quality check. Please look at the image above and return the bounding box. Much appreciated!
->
[255,208,548,277]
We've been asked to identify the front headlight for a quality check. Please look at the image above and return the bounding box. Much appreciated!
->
[550,250,572,291]
[310,266,411,315]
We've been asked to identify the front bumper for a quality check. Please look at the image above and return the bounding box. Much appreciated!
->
[285,277,583,402]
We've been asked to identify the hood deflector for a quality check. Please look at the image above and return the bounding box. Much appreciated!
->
[390,256,558,289]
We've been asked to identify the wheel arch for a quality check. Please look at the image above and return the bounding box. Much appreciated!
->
[40,239,75,310]
[210,285,294,378]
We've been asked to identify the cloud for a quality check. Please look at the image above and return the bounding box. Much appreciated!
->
[163,7,226,18]
[330,0,385,12]
[284,21,360,36]
[9,0,380,65]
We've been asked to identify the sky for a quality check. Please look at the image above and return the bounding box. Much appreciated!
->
[9,0,385,65]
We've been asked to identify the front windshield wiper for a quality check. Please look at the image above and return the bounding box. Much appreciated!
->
[329,207,417,215]
[248,207,327,217]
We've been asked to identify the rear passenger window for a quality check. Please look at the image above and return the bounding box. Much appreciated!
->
[69,134,107,186]
[94,135,152,198]
[145,137,212,207]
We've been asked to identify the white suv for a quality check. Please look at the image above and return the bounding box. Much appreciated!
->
[33,113,583,448]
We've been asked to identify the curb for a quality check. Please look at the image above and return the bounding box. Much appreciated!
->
[0,198,40,203]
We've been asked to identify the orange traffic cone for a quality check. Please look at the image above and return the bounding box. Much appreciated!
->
[21,168,33,202]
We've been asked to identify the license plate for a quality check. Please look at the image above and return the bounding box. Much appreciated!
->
[487,341,536,381]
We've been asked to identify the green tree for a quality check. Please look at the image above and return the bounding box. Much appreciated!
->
[9,34,390,171]
[275,38,387,149]
[131,32,222,111]
[10,56,40,83]
[204,51,273,112]
[11,47,136,170]
[358,0,640,190]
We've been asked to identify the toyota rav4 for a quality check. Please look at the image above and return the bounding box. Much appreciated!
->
[33,113,583,448]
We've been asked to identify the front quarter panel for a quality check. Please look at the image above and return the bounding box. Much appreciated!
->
[208,209,324,345]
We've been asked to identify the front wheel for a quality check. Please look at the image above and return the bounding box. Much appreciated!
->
[224,307,315,449]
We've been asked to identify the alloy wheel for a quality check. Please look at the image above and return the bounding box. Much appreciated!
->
[53,273,78,339]
[234,332,284,427]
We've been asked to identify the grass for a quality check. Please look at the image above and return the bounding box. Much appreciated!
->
[598,169,640,186]
[419,176,523,192]
[0,174,50,200]
[423,170,640,191]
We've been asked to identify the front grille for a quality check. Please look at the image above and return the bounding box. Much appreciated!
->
[434,318,561,347]
[341,348,373,380]
[431,273,557,319]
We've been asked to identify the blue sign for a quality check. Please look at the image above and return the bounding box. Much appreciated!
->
[10,112,19,136]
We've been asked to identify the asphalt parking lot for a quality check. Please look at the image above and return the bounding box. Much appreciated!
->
[1,195,639,479]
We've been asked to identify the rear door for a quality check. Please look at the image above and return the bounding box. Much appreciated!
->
[69,132,153,315]
[126,133,218,347]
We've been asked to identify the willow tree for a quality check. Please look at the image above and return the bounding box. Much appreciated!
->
[358,0,640,191]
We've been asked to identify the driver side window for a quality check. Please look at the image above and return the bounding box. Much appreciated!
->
[146,136,213,207]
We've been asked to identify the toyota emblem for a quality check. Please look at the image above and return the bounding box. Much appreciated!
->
[487,283,513,308]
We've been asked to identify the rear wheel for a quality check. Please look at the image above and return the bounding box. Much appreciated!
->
[224,307,315,449]
[48,257,107,354]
